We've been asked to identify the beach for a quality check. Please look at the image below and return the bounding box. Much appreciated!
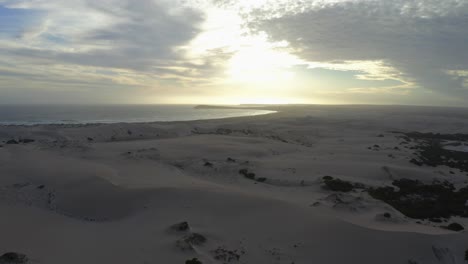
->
[1,104,467,264]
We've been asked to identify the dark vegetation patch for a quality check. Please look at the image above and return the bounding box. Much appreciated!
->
[192,128,254,136]
[238,169,268,183]
[396,132,468,172]
[403,132,468,142]
[0,252,28,264]
[368,179,468,220]
[19,139,34,143]
[183,233,207,245]
[5,139,35,145]
[239,169,256,180]
[323,174,468,222]
[203,161,213,168]
[445,222,464,231]
[323,177,353,192]
[176,233,207,251]
[322,175,333,181]
[322,176,364,193]
[245,173,255,179]
[368,144,381,151]
[170,221,190,232]
[465,249,468,261]
[185,258,203,264]
[211,247,243,263]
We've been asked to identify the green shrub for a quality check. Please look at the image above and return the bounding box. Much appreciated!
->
[245,173,255,179]
[323,178,354,192]
[185,258,202,264]
[368,179,468,219]
[0,252,28,264]
[446,223,464,231]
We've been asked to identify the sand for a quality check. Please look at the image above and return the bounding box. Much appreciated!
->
[0,105,467,264]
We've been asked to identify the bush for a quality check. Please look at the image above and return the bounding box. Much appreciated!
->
[368,179,468,220]
[239,169,248,176]
[239,169,256,180]
[185,258,203,264]
[0,252,28,264]
[184,233,207,245]
[245,173,255,180]
[323,177,354,192]
[401,132,468,172]
[446,223,464,232]
[170,221,189,232]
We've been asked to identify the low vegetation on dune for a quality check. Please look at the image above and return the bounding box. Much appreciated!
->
[396,132,468,173]
[321,176,365,193]
[239,168,268,183]
[322,176,354,192]
[403,132,468,142]
[0,252,28,264]
[321,173,467,228]
[239,168,256,180]
[368,179,468,221]
[445,223,465,231]
[185,258,202,264]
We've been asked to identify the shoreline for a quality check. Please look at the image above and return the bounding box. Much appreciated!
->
[3,103,468,128]
[0,105,278,127]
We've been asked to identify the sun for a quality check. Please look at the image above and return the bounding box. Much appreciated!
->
[226,33,301,84]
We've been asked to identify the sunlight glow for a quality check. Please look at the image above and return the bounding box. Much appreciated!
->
[237,97,300,105]
[186,6,302,86]
[227,38,300,83]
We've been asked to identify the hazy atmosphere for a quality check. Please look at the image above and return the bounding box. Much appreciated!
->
[1,0,467,105]
[2,1,468,264]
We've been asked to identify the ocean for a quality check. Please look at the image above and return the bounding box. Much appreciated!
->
[0,105,275,125]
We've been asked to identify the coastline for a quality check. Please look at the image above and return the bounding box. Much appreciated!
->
[0,104,278,127]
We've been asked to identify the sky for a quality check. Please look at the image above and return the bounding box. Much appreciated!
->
[0,0,467,106]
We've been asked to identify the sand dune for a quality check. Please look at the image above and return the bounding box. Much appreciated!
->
[1,105,467,264]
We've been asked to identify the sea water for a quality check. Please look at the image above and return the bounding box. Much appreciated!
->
[0,105,275,125]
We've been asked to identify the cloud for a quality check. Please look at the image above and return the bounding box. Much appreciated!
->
[0,0,238,103]
[1,0,206,70]
[1,0,467,105]
[246,0,468,100]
